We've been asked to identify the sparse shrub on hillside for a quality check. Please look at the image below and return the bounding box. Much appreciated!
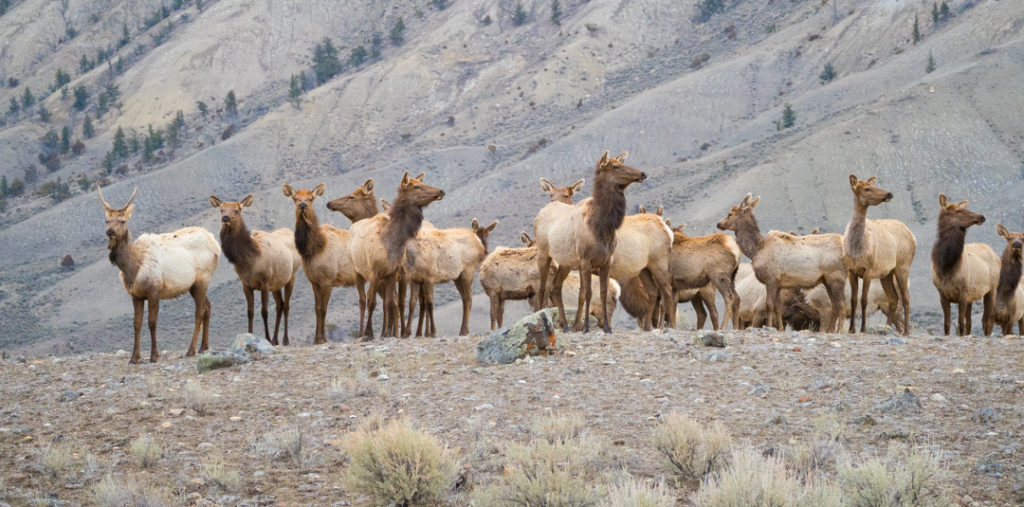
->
[79,54,94,74]
[40,444,73,477]
[166,110,186,147]
[151,22,173,46]
[92,474,172,507]
[111,126,129,159]
[926,50,936,73]
[313,37,343,84]
[551,0,562,25]
[820,62,837,84]
[76,174,90,191]
[532,411,585,444]
[329,366,383,400]
[72,85,88,110]
[606,476,675,507]
[289,74,302,108]
[8,177,24,196]
[129,434,162,468]
[476,433,608,506]
[119,23,131,48]
[97,83,120,118]
[390,17,405,46]
[0,0,9,15]
[7,97,19,117]
[21,87,34,109]
[691,53,711,68]
[838,445,952,507]
[912,13,921,43]
[512,2,527,26]
[82,114,94,139]
[1,175,7,196]
[183,378,213,415]
[692,448,847,507]
[200,459,242,492]
[224,90,238,116]
[585,22,599,34]
[344,418,456,506]
[72,140,86,156]
[196,100,209,118]
[39,180,71,202]
[38,104,50,123]
[429,0,447,10]
[370,32,383,60]
[60,126,71,154]
[53,69,71,92]
[696,0,725,22]
[349,45,368,67]
[255,423,310,467]
[652,412,732,484]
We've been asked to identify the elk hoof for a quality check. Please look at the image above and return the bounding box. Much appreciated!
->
[149,356,158,363]
[185,348,196,357]
[129,356,143,365]
[602,325,613,334]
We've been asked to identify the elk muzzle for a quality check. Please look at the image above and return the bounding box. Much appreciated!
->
[298,202,308,210]
[221,215,231,223]
[106,228,116,237]
[884,192,894,201]
[638,172,647,182]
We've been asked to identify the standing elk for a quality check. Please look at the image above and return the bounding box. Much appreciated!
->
[540,178,585,204]
[930,194,999,336]
[282,183,359,344]
[99,186,219,363]
[994,224,1024,335]
[842,175,916,334]
[667,223,741,329]
[620,276,717,330]
[534,151,648,333]
[606,206,675,330]
[480,232,541,330]
[211,194,301,345]
[717,194,847,332]
[348,172,444,340]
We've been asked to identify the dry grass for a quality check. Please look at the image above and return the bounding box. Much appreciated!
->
[91,474,173,507]
[200,459,242,493]
[183,378,213,416]
[128,434,162,468]
[652,412,732,484]
[605,476,676,507]
[39,444,73,478]
[532,410,586,444]
[254,423,310,467]
[785,413,845,482]
[343,417,456,506]
[693,448,800,507]
[838,444,952,507]
[328,365,383,400]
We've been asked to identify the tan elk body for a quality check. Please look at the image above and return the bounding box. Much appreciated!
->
[993,225,1024,335]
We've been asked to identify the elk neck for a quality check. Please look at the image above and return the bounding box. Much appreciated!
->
[384,194,425,265]
[294,207,326,261]
[108,231,142,288]
[732,215,765,261]
[844,199,870,258]
[586,177,627,245]
[997,244,1023,304]
[220,217,260,267]
[931,215,966,274]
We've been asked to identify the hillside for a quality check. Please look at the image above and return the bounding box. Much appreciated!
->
[1,0,1023,354]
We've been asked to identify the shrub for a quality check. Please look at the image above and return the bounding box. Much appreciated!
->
[551,0,562,24]
[652,412,731,484]
[40,444,73,477]
[255,423,309,467]
[838,445,952,507]
[606,476,675,507]
[512,2,527,26]
[696,0,725,22]
[329,366,382,400]
[585,23,599,34]
[349,45,368,67]
[693,448,844,507]
[926,50,936,73]
[531,411,585,444]
[313,37,343,84]
[820,62,837,84]
[390,18,405,46]
[344,418,456,506]
[691,53,711,69]
[183,379,213,415]
[201,460,242,492]
[92,474,172,507]
[129,434,162,468]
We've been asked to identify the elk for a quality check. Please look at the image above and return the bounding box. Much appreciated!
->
[994,224,1024,335]
[548,272,621,328]
[717,194,847,332]
[540,178,585,204]
[806,280,895,330]
[930,194,999,336]
[480,232,541,330]
[403,218,497,337]
[348,172,444,339]
[620,276,718,330]
[842,175,916,334]
[211,194,301,345]
[667,223,741,329]
[282,183,359,344]
[534,151,648,333]
[99,186,219,363]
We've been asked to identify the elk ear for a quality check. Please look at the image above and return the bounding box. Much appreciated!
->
[749,195,760,208]
[848,174,859,188]
[956,200,968,209]
[414,172,425,181]
[615,151,628,162]
[867,176,877,185]
[400,171,411,187]
[997,224,1009,237]
[539,178,554,193]
[209,195,222,208]
[665,218,672,227]
[812,228,820,234]
[571,178,585,193]
[598,150,610,165]
[638,205,647,214]
[486,220,498,232]
[521,232,532,245]
[656,205,664,216]
[381,199,391,211]
[312,183,325,197]
[363,179,374,193]
[124,203,135,219]
[741,193,753,207]
[282,184,295,197]
[240,194,254,208]
[938,193,948,207]
[471,218,480,231]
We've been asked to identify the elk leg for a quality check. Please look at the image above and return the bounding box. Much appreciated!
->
[895,267,911,336]
[201,295,211,352]
[272,290,284,346]
[981,291,995,337]
[961,300,973,336]
[764,282,781,331]
[362,277,377,340]
[577,266,592,333]
[939,295,951,335]
[551,265,571,332]
[186,287,202,357]
[397,276,407,338]
[878,274,900,332]
[148,298,161,362]
[824,278,847,333]
[244,287,255,334]
[536,253,553,312]
[130,297,144,364]
[456,273,473,336]
[317,284,333,344]
[260,289,271,343]
[705,287,721,330]
[427,284,438,337]
[497,297,505,329]
[411,282,424,337]
[649,265,675,329]
[356,276,366,339]
[847,272,859,333]
[599,264,612,333]
[692,296,707,330]
[714,275,739,330]
[489,295,499,331]
[859,277,872,333]
[282,278,294,345]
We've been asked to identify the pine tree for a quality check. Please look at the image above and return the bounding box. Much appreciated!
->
[819,63,837,84]
[73,85,88,110]
[312,37,343,85]
[939,2,950,20]
[224,90,238,116]
[289,74,302,108]
[551,0,562,24]
[926,50,936,73]
[53,69,71,91]
[38,105,50,123]
[931,2,939,23]
[21,87,34,109]
[512,2,527,26]
[82,114,95,139]
[7,97,19,117]
[781,103,796,129]
[349,46,368,67]
[112,126,129,159]
[390,18,405,46]
[912,13,921,43]
[119,23,131,48]
[196,101,209,118]
[79,55,92,74]
[0,175,7,196]
[101,151,114,173]
[60,126,71,154]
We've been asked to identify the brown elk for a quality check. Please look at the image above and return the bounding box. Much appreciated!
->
[403,218,497,337]
[930,194,999,336]
[843,175,916,334]
[99,186,219,363]
[540,178,585,204]
[717,194,847,332]
[620,276,717,330]
[348,172,444,339]
[282,183,359,344]
[211,194,301,345]
[994,224,1024,335]
[605,204,675,329]
[667,223,741,329]
[534,151,648,333]
[480,232,540,330]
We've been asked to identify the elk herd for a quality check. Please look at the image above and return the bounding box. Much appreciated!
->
[96,151,1024,364]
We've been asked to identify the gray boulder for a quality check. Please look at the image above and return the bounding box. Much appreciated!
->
[230,333,274,363]
[478,308,582,365]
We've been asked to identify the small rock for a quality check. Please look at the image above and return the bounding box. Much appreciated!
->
[886,337,905,345]
[930,393,947,403]
[952,367,965,374]
[973,407,998,424]
[114,349,128,358]
[867,324,896,335]
[706,351,730,362]
[748,383,770,396]
[252,470,265,478]
[696,331,727,348]
[197,442,214,451]
[602,359,616,365]
[873,388,922,414]
[230,333,275,363]
[474,403,494,411]
[184,492,202,505]
[377,373,389,381]
[477,309,566,365]
[853,414,877,426]
[975,455,1003,476]
[57,390,79,403]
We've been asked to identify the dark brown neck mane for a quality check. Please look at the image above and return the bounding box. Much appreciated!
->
[108,231,142,288]
[294,209,326,261]
[732,215,765,261]
[931,216,965,274]
[586,177,627,246]
[997,245,1022,303]
[221,218,260,267]
[384,194,425,265]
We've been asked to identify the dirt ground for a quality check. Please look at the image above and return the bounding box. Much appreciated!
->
[1,326,1022,506]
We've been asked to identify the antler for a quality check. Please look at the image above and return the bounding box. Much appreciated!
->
[96,183,112,210]
[124,187,138,208]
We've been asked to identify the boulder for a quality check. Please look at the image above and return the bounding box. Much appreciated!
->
[478,308,583,365]
[230,333,274,363]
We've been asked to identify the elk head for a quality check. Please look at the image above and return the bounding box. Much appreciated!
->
[937,193,984,229]
[210,194,253,230]
[595,150,646,188]
[471,218,499,253]
[539,178,585,204]
[326,179,378,222]
[997,224,1024,254]
[282,183,325,219]
[98,185,137,248]
[717,193,759,231]
[395,171,444,208]
[849,174,893,207]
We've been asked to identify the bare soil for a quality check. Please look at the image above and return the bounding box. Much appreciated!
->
[1,327,1022,505]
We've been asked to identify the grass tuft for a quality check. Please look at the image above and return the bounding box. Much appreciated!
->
[254,423,310,467]
[92,474,172,507]
[201,459,242,492]
[40,444,73,478]
[652,412,732,484]
[838,444,952,507]
[183,378,214,416]
[531,411,586,444]
[605,475,676,507]
[128,434,162,468]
